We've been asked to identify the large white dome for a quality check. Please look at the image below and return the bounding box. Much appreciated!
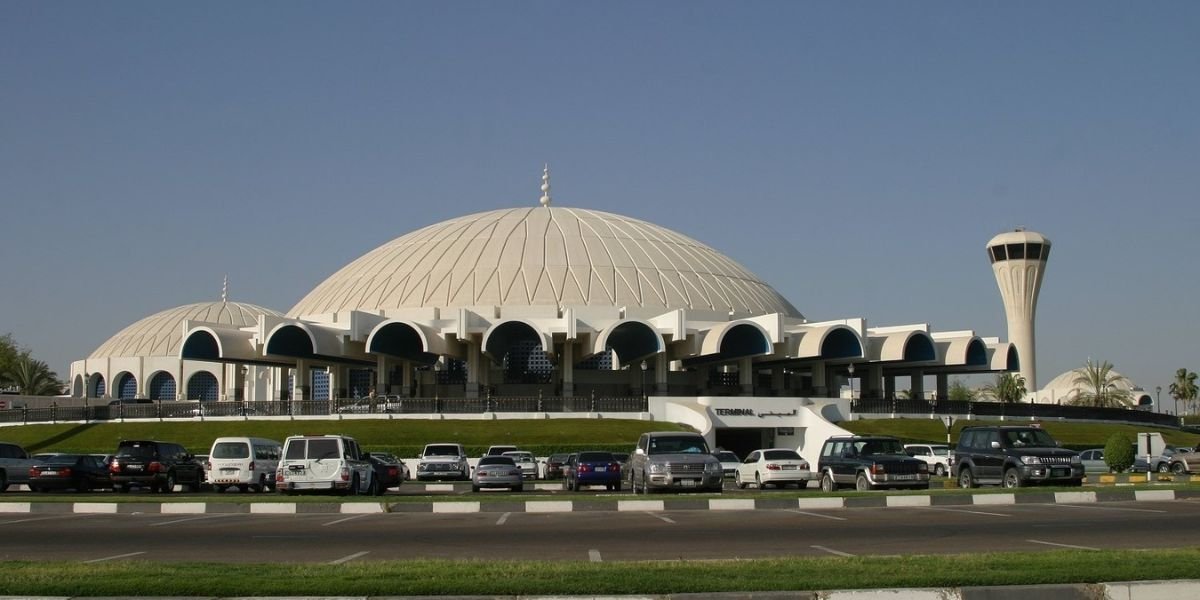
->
[289,206,800,318]
[90,301,283,359]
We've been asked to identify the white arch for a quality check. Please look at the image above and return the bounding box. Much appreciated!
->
[591,318,666,358]
[365,319,450,356]
[699,319,774,357]
[794,324,863,359]
[481,318,554,358]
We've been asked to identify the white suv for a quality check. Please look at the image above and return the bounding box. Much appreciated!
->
[416,443,470,481]
[276,435,378,495]
[903,443,952,477]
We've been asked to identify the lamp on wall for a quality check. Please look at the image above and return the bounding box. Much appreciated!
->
[640,360,648,402]
[847,363,856,399]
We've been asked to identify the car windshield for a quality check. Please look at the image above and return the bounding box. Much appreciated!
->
[479,456,514,466]
[854,439,905,455]
[307,439,341,460]
[211,442,250,459]
[1003,429,1058,448]
[424,445,460,456]
[763,450,801,461]
[548,454,568,462]
[41,454,83,464]
[578,452,614,462]
[371,453,399,463]
[648,436,710,455]
[503,452,534,462]
[715,452,740,462]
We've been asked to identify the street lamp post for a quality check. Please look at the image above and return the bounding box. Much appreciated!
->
[847,363,855,400]
[1156,385,1162,414]
[640,360,648,404]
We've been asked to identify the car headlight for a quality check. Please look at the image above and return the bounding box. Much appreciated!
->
[1021,456,1043,465]
[1070,455,1082,464]
[705,462,721,473]
[648,463,665,474]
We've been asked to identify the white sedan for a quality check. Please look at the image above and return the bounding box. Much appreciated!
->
[502,451,540,480]
[735,448,811,489]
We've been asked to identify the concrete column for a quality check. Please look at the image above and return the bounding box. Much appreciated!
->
[935,374,949,401]
[867,364,884,399]
[375,355,388,395]
[655,353,668,395]
[910,370,925,400]
[329,366,340,402]
[402,360,413,397]
[294,359,308,402]
[739,357,753,396]
[884,374,896,399]
[561,341,574,398]
[771,368,785,396]
[811,361,827,397]
[465,343,480,398]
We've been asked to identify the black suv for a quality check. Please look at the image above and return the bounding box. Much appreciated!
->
[110,440,204,493]
[953,426,1083,488]
[816,435,930,491]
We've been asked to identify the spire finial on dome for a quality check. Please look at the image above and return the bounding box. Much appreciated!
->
[539,164,552,207]
[222,274,228,303]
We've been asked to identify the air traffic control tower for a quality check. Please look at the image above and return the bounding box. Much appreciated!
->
[986,229,1051,391]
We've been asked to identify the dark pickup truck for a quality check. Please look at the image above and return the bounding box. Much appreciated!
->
[816,435,931,491]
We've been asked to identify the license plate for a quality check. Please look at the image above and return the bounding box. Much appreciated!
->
[782,465,796,470]
[679,479,696,487]
[1052,468,1069,476]
[42,470,58,476]
[127,465,143,471]
[221,469,237,474]
[892,474,915,481]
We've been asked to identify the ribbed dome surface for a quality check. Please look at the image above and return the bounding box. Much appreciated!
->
[90,301,283,359]
[289,207,800,318]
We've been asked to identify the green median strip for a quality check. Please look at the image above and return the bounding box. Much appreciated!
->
[2,549,1199,595]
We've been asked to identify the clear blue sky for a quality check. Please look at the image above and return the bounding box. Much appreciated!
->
[3,2,1197,401]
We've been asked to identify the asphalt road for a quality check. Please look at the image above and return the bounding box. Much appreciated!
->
[3,498,1199,564]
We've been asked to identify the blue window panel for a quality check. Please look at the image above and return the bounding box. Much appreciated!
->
[149,372,176,401]
[117,374,138,399]
[577,350,614,370]
[95,376,106,398]
[348,369,374,397]
[312,369,330,401]
[187,371,219,402]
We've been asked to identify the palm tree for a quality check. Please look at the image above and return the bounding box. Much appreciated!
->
[1069,358,1132,408]
[947,379,977,402]
[4,355,61,396]
[1168,368,1198,416]
[979,372,1027,403]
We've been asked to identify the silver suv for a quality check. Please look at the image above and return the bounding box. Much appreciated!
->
[629,431,723,493]
[276,435,377,495]
[416,443,470,481]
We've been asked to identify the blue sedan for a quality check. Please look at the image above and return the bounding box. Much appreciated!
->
[564,451,622,491]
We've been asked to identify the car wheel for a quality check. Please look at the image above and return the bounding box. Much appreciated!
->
[348,475,360,496]
[1157,462,1170,473]
[367,477,382,496]
[735,471,747,489]
[855,473,872,491]
[514,484,523,492]
[1172,462,1187,475]
[957,468,976,488]
[161,473,177,494]
[78,479,91,492]
[934,464,946,477]
[0,472,7,492]
[820,472,836,492]
[796,480,809,490]
[238,484,250,493]
[755,472,767,490]
[1002,468,1023,489]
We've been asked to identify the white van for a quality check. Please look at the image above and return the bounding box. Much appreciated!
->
[206,437,282,493]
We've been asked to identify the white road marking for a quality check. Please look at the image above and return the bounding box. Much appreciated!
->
[322,514,371,527]
[84,551,146,563]
[1,514,92,525]
[811,545,855,557]
[589,549,602,562]
[1027,539,1100,551]
[1051,503,1168,514]
[788,510,848,521]
[150,514,231,527]
[329,551,370,564]
[924,507,1011,517]
[645,511,675,524]
[496,512,511,526]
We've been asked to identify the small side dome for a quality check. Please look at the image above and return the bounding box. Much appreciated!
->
[90,301,283,359]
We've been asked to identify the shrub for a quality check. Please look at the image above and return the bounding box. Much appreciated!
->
[1104,433,1135,473]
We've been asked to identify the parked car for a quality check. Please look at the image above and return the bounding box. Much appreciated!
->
[28,454,112,492]
[416,443,470,481]
[952,425,1083,488]
[817,435,930,491]
[484,445,518,457]
[0,442,39,492]
[736,448,811,489]
[1078,448,1111,475]
[543,453,570,479]
[205,437,282,493]
[367,452,405,492]
[502,451,539,480]
[109,440,205,493]
[1149,445,1180,473]
[713,451,741,478]
[564,451,622,491]
[472,455,524,492]
[903,444,952,477]
[628,431,723,494]
[1167,447,1200,475]
[276,434,378,495]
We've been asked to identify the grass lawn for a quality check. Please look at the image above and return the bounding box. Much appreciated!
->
[0,418,689,457]
[2,549,1199,595]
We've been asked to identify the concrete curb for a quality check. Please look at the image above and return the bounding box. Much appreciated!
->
[1,488,1197,515]
[3,581,1200,598]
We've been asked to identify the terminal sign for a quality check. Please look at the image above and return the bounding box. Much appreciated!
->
[714,408,755,417]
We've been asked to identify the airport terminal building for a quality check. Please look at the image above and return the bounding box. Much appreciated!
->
[69,174,1021,459]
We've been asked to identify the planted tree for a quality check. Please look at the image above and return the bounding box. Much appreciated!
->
[980,372,1027,403]
[947,379,977,402]
[1104,433,1135,473]
[5,355,62,396]
[1169,368,1198,416]
[1069,359,1132,408]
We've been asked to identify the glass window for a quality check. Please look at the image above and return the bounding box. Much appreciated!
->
[1007,243,1025,260]
[990,245,1007,262]
[763,450,801,460]
[308,439,340,460]
[285,441,306,460]
[578,452,614,462]
[1026,243,1043,260]
[213,442,250,459]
